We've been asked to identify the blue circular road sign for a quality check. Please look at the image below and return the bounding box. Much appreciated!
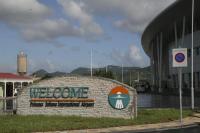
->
[175,53,185,63]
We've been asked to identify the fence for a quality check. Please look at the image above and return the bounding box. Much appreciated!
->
[0,96,17,113]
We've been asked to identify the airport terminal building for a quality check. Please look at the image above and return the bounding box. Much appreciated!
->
[142,0,200,93]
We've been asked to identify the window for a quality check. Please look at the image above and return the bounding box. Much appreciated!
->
[172,74,176,88]
[195,47,199,55]
[194,72,196,89]
[182,73,185,82]
[197,72,200,88]
[188,73,191,87]
[188,49,191,57]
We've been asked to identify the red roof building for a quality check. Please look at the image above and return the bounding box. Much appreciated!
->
[0,73,33,105]
[0,73,32,80]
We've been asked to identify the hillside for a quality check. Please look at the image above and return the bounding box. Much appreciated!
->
[31,69,67,78]
[70,65,152,85]
[32,65,152,85]
[32,69,48,77]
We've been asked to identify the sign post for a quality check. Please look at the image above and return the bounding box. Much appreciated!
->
[172,48,187,125]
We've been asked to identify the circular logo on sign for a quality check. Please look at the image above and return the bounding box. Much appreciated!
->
[175,53,185,63]
[108,86,130,110]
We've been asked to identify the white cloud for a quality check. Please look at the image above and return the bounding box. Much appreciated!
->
[111,44,150,67]
[0,0,176,41]
[58,0,103,38]
[58,0,92,24]
[78,0,176,33]
[129,45,143,61]
[0,0,104,42]
[0,0,51,25]
[29,58,58,73]
[22,19,80,41]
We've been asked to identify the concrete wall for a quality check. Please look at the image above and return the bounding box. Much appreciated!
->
[17,76,137,118]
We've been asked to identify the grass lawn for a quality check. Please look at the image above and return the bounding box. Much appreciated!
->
[0,109,192,133]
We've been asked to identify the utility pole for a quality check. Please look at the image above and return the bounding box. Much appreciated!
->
[90,49,93,77]
[191,0,194,110]
[122,64,124,83]
[129,71,132,86]
[179,68,183,125]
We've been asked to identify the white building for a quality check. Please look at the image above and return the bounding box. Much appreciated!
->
[0,73,33,111]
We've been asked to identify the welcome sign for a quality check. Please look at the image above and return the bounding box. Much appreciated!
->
[17,76,137,118]
[30,87,95,107]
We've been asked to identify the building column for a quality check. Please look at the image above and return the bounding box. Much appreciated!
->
[181,16,186,46]
[156,35,160,91]
[159,32,163,93]
[12,82,14,97]
[20,82,22,89]
[4,82,6,111]
[174,22,178,48]
[151,42,155,89]
[4,82,6,98]
[174,21,178,91]
[195,72,198,90]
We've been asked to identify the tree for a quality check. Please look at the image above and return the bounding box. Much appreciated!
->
[94,70,114,79]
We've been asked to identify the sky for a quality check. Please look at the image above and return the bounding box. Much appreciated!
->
[0,0,176,73]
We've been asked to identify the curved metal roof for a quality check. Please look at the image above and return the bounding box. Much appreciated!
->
[141,0,193,55]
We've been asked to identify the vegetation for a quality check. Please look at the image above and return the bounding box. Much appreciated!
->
[32,66,152,87]
[32,69,67,79]
[94,70,114,79]
[70,66,152,86]
[0,109,192,133]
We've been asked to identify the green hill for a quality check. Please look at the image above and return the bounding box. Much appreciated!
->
[31,69,67,78]
[32,66,152,86]
[70,65,152,86]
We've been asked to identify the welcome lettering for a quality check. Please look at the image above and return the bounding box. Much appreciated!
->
[30,87,89,99]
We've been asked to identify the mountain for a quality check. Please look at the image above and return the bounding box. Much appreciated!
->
[31,69,67,78]
[32,69,48,77]
[71,65,149,75]
[32,65,152,85]
[49,71,67,77]
[70,65,152,85]
[70,67,90,75]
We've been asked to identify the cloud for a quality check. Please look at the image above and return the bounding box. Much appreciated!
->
[77,0,176,33]
[0,0,175,42]
[111,44,150,67]
[22,19,80,41]
[29,58,57,73]
[57,0,103,38]
[0,0,50,25]
[0,0,104,42]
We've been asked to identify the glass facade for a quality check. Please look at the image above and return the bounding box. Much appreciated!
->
[142,0,200,93]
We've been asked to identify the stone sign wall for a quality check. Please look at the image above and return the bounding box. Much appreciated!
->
[17,76,137,118]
